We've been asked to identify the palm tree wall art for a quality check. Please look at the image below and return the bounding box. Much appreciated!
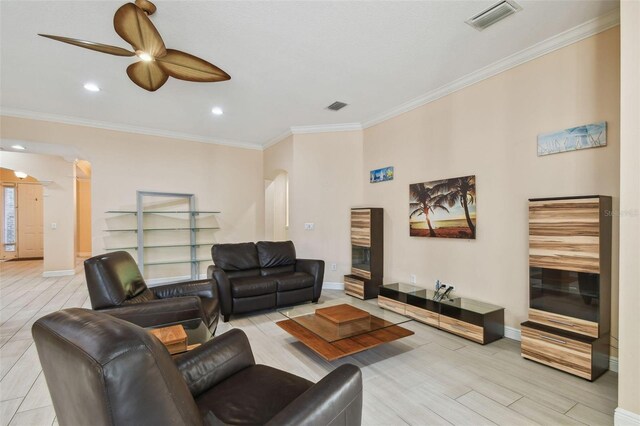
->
[409,175,476,239]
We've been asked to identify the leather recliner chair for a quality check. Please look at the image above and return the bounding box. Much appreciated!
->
[209,241,324,322]
[84,251,219,332]
[32,308,363,426]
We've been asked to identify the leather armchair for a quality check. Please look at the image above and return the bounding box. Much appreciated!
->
[33,308,363,426]
[84,251,219,332]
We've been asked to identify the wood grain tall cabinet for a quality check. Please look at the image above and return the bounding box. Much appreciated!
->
[521,195,612,381]
[344,208,383,300]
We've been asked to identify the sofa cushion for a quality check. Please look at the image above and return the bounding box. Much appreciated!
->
[196,364,313,425]
[227,269,261,280]
[273,272,314,292]
[233,294,277,314]
[212,243,259,271]
[261,265,295,276]
[256,241,296,268]
[230,276,277,298]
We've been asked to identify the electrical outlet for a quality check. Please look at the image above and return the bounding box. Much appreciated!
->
[410,274,416,284]
[331,263,337,271]
[304,223,315,230]
[51,223,57,230]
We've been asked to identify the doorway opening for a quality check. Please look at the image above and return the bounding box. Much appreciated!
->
[75,160,92,258]
[1,168,43,260]
[264,171,289,241]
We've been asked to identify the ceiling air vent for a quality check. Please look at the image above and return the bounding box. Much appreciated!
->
[326,101,348,111]
[466,0,522,31]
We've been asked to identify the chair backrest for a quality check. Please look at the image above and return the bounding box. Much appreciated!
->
[84,251,149,309]
[256,241,297,275]
[212,242,260,272]
[32,308,203,426]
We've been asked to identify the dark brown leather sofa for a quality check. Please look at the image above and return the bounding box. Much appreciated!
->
[32,308,363,426]
[208,241,324,322]
[84,251,219,332]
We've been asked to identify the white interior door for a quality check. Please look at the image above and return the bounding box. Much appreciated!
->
[17,183,43,258]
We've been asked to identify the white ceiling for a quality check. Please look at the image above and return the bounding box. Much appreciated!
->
[0,1,619,148]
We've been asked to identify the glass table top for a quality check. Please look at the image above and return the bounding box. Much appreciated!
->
[147,318,213,352]
[380,282,503,314]
[278,297,410,343]
[439,297,504,314]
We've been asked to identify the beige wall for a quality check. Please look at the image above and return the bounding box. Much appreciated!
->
[362,28,621,350]
[291,131,363,283]
[0,168,39,184]
[75,178,91,256]
[617,0,640,419]
[1,116,265,279]
[0,152,76,273]
[264,131,363,283]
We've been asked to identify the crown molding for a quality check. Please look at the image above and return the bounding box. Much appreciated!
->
[263,123,362,149]
[361,8,620,129]
[290,123,362,134]
[0,108,263,151]
[263,129,293,149]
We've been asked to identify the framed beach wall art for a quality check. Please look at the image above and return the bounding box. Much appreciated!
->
[370,166,394,183]
[537,121,607,156]
[409,175,476,239]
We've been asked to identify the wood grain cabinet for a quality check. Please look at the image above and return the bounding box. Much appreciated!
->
[344,208,383,300]
[522,195,612,381]
[379,283,504,345]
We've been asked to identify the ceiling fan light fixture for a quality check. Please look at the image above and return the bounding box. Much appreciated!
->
[211,107,223,116]
[83,82,101,92]
[137,51,154,62]
[14,171,28,179]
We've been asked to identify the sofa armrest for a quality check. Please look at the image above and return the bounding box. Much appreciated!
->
[296,259,325,301]
[100,297,204,328]
[266,364,362,426]
[152,279,217,300]
[174,329,255,398]
[209,266,232,317]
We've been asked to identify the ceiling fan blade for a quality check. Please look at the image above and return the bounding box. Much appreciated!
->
[38,34,135,57]
[114,3,166,58]
[156,49,230,82]
[126,61,168,92]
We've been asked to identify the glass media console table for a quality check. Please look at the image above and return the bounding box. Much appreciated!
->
[378,283,504,345]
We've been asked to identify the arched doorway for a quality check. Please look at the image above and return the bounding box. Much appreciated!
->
[264,170,289,241]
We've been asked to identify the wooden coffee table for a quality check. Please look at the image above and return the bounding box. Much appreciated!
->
[277,301,414,361]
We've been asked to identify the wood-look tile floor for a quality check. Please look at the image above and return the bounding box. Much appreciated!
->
[0,259,618,426]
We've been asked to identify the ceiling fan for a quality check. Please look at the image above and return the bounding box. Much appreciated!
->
[39,0,230,92]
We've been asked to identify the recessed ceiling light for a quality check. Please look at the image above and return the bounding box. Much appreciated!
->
[211,107,223,116]
[11,144,26,150]
[83,82,100,92]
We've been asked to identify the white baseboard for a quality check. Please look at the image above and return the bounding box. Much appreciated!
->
[323,281,345,290]
[505,326,522,341]
[42,269,75,277]
[609,356,619,373]
[146,274,207,286]
[615,408,640,426]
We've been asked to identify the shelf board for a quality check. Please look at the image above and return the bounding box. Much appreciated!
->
[106,210,220,214]
[106,243,215,250]
[144,259,210,266]
[104,227,219,232]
